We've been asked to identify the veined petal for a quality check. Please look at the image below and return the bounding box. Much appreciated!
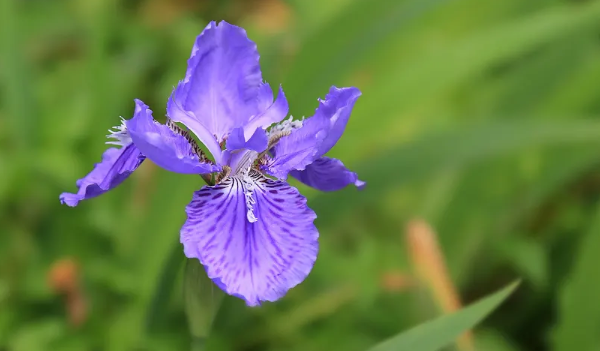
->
[60,144,144,206]
[170,21,263,142]
[290,157,365,192]
[181,172,318,306]
[267,86,361,179]
[126,100,220,174]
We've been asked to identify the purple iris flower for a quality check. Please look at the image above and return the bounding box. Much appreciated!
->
[60,21,364,306]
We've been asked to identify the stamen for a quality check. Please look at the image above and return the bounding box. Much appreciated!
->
[256,156,269,167]
[106,118,131,146]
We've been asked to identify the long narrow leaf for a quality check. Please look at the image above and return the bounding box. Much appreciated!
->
[366,281,519,351]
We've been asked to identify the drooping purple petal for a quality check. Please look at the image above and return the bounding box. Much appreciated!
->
[181,172,318,306]
[290,157,365,192]
[60,144,144,207]
[126,100,220,175]
[266,86,361,179]
[169,21,263,143]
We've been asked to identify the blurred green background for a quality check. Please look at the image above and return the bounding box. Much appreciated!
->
[2,0,600,350]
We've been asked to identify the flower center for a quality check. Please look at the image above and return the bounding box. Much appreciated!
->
[211,117,306,186]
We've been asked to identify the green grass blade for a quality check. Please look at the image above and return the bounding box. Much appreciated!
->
[366,281,519,351]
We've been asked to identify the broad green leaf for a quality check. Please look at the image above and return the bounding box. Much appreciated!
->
[366,281,519,351]
[552,202,600,351]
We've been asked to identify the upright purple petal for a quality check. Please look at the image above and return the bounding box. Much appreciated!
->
[242,84,289,140]
[226,127,268,153]
[267,86,361,179]
[167,93,224,165]
[290,157,365,192]
[60,144,144,206]
[181,173,318,306]
[312,86,361,155]
[126,100,220,175]
[169,21,263,142]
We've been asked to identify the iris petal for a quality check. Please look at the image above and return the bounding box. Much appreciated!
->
[267,86,361,179]
[126,100,220,175]
[226,127,268,153]
[181,173,318,306]
[290,157,365,192]
[60,144,144,206]
[242,84,289,141]
[313,86,361,156]
[169,21,264,143]
[167,92,224,165]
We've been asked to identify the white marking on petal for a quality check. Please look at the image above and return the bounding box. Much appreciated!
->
[241,172,258,223]
[106,118,132,146]
[231,150,258,176]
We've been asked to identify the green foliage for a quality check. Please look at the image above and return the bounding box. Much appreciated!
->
[1,0,600,350]
[366,281,518,351]
[184,259,225,351]
[552,202,600,351]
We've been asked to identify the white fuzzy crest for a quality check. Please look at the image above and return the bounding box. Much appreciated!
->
[268,116,303,137]
[106,118,131,146]
[241,172,258,223]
